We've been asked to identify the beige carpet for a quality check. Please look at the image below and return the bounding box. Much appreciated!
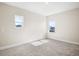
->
[0,39,79,56]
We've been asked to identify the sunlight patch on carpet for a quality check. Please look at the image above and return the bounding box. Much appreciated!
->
[31,39,49,46]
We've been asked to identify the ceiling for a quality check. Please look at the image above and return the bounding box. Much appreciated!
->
[4,2,79,16]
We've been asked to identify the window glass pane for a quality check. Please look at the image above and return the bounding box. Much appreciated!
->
[15,15,24,27]
[48,20,55,32]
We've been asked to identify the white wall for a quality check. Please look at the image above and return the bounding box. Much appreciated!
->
[0,3,46,48]
[47,8,79,44]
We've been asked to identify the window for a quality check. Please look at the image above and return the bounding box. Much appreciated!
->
[48,20,55,32]
[15,15,24,27]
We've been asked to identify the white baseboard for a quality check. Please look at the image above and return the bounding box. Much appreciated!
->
[0,39,42,50]
[48,37,79,45]
[1,37,79,50]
